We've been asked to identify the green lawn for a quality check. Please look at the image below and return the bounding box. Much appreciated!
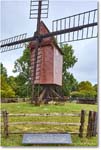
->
[1,102,98,147]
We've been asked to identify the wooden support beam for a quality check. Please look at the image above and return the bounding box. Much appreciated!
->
[38,87,47,102]
[51,88,62,99]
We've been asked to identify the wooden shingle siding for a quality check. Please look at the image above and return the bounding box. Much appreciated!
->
[29,21,63,86]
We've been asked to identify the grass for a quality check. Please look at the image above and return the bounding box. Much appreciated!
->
[1,101,98,147]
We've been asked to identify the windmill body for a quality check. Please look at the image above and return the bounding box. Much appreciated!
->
[29,21,63,86]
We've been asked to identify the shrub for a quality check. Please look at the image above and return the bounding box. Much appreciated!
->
[70,90,97,99]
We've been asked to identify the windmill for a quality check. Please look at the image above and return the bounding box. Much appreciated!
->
[0,0,98,105]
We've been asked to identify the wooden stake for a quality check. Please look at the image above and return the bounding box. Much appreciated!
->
[2,110,9,138]
[86,111,93,137]
[92,111,97,136]
[79,110,86,137]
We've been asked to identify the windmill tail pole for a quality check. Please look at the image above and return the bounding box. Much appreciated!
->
[31,0,42,105]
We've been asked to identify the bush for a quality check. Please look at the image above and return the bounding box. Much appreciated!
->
[0,89,15,98]
[70,91,84,98]
[70,90,97,99]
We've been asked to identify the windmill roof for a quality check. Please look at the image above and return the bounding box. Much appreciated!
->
[29,21,63,55]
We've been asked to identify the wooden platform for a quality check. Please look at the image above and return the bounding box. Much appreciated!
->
[22,133,72,144]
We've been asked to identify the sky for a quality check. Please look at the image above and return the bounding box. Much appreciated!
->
[0,0,98,85]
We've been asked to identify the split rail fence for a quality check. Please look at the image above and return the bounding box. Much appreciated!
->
[1,110,97,138]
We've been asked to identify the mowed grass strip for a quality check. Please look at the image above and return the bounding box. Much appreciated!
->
[1,102,97,113]
[1,102,98,146]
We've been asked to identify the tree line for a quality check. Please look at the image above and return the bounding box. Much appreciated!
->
[0,44,97,99]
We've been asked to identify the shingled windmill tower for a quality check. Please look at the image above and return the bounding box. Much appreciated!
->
[29,21,63,104]
[0,0,98,105]
[29,21,63,85]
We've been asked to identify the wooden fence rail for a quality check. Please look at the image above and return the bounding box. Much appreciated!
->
[5,122,81,126]
[1,98,30,103]
[1,110,97,138]
[7,113,80,117]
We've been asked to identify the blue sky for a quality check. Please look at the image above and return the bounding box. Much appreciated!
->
[0,0,98,85]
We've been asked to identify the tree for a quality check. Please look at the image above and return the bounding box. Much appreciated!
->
[13,47,32,97]
[61,44,78,95]
[93,84,97,92]
[7,76,18,96]
[0,63,7,78]
[70,81,97,99]
[78,81,94,91]
[0,75,15,98]
[13,46,30,78]
[0,63,16,98]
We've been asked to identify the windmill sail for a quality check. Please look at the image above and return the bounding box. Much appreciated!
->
[52,9,98,44]
[0,33,27,53]
[0,9,98,53]
[30,0,49,19]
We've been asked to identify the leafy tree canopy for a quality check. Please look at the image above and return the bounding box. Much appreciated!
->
[93,84,98,92]
[0,63,16,98]
[0,63,7,78]
[61,44,78,95]
[13,47,30,80]
[78,81,94,91]
[13,47,32,98]
[0,75,15,98]
[70,81,97,99]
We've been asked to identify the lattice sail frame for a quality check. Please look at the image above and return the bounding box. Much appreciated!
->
[0,33,27,53]
[30,0,49,19]
[52,9,98,44]
[0,7,98,53]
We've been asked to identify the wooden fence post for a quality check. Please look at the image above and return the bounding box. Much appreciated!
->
[92,111,97,136]
[86,111,93,137]
[79,110,86,137]
[2,110,9,138]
